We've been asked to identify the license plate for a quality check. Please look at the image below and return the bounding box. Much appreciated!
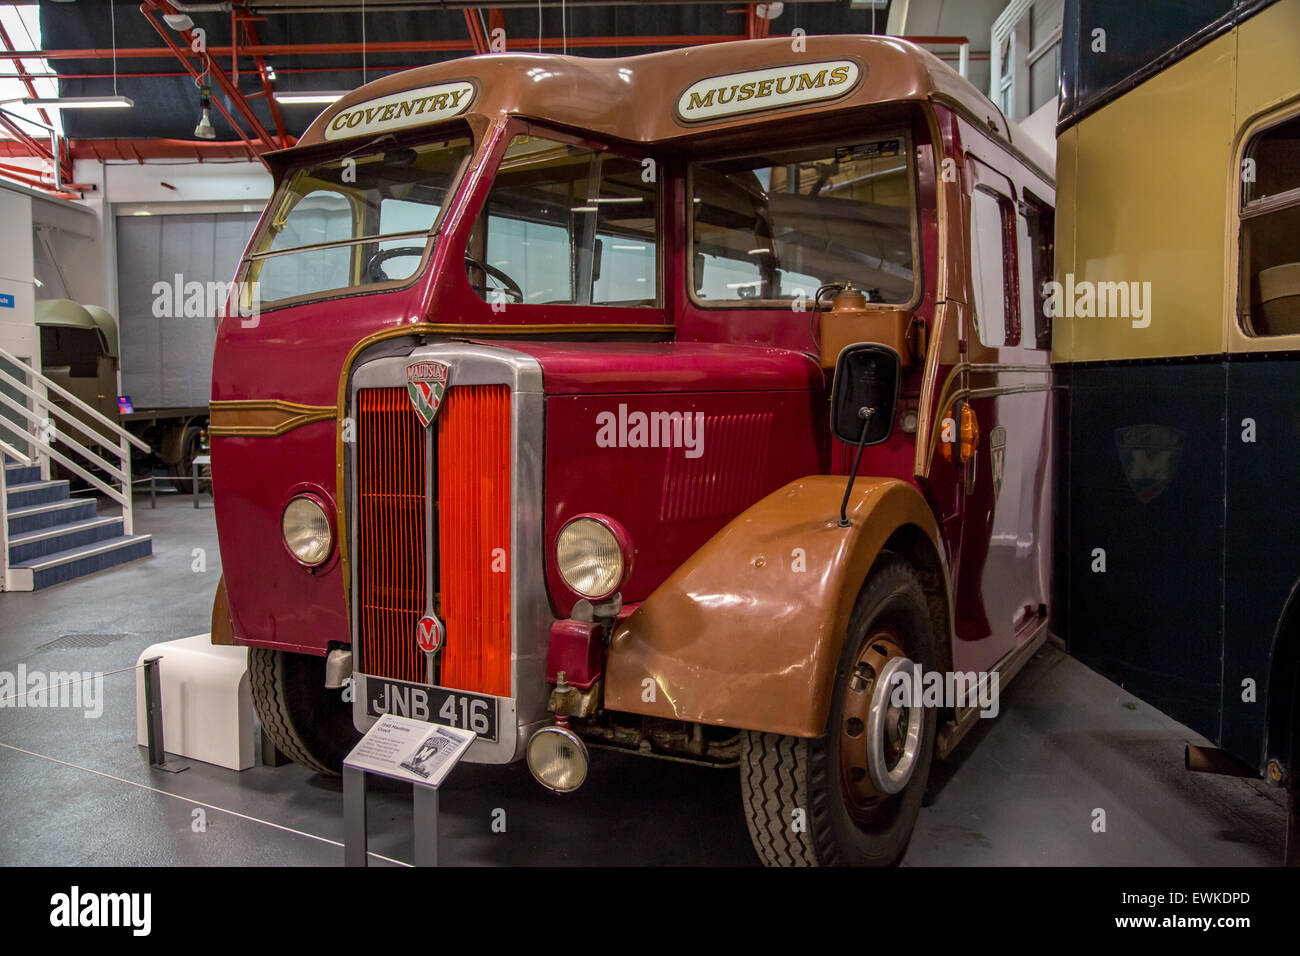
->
[364,676,498,741]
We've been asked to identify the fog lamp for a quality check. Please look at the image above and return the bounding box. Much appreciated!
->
[527,725,589,793]
[555,514,631,600]
[282,494,333,566]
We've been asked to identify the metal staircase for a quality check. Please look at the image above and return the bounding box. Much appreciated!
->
[0,345,153,591]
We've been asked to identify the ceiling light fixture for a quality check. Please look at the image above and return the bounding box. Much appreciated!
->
[194,83,216,140]
[22,95,133,110]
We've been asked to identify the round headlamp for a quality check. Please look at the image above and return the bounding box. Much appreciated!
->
[282,494,333,567]
[527,726,590,793]
[555,514,631,600]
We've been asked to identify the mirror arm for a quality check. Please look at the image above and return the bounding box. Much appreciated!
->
[838,406,875,528]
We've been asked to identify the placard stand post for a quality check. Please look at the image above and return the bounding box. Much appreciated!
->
[341,713,474,867]
[342,764,440,867]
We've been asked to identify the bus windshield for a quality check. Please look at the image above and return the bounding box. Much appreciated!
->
[244,133,474,309]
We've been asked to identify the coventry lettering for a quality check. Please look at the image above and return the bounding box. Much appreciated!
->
[330,87,469,132]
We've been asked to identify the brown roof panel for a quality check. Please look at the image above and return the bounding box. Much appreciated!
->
[293,34,1014,151]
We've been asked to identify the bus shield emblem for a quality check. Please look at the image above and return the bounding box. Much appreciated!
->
[406,360,449,427]
[416,614,444,656]
[989,426,1007,498]
[1115,424,1183,504]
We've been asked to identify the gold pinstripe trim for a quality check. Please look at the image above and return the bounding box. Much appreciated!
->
[209,399,337,437]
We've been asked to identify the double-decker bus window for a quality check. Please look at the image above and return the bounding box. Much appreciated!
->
[468,135,659,307]
[1240,113,1300,337]
[970,187,1011,348]
[689,134,917,307]
[244,134,473,310]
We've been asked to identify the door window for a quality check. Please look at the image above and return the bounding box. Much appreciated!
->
[1017,196,1054,349]
[970,187,1016,348]
[468,135,659,307]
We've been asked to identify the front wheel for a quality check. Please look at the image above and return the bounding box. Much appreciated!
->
[740,553,937,866]
[249,647,360,775]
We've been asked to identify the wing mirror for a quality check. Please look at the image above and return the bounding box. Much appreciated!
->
[829,343,902,526]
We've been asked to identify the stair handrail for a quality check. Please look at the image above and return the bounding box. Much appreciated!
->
[0,344,149,454]
[0,344,146,549]
[0,436,33,591]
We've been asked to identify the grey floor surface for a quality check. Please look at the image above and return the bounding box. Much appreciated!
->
[0,492,1287,866]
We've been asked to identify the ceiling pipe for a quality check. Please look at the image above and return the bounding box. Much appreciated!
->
[241,0,832,8]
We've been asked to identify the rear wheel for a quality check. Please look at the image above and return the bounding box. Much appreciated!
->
[740,553,937,866]
[168,423,210,494]
[249,647,360,775]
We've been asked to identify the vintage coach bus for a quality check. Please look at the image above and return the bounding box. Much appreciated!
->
[208,34,1056,866]
[1054,0,1300,860]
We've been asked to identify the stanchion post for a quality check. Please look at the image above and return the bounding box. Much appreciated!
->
[142,656,187,773]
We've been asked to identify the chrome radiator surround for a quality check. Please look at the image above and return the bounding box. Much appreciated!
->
[345,340,548,764]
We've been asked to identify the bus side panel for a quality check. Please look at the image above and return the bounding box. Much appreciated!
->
[1223,358,1300,767]
[1064,361,1225,742]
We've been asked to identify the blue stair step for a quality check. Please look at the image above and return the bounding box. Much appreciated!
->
[6,498,98,535]
[7,516,125,564]
[14,534,154,591]
[6,479,69,509]
[4,463,40,485]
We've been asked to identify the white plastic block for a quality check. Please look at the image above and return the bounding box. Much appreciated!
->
[135,633,254,771]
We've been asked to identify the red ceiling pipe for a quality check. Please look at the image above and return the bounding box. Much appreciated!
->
[463,9,490,55]
[141,1,277,155]
[139,3,269,161]
[240,15,290,146]
[0,34,745,60]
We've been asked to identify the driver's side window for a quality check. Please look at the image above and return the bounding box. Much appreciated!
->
[466,134,659,307]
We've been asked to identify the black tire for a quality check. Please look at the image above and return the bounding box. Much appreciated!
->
[740,553,937,866]
[168,424,210,494]
[248,647,360,775]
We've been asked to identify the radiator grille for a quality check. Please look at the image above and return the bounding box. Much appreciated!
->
[438,385,512,697]
[357,388,426,683]
[356,382,512,697]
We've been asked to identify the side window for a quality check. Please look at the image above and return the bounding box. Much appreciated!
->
[468,135,658,307]
[1239,113,1300,336]
[1017,196,1054,349]
[690,134,918,306]
[969,187,1015,348]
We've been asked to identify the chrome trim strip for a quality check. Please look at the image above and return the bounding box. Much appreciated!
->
[346,341,548,765]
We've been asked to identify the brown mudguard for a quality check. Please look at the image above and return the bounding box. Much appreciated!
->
[211,575,235,646]
[604,475,946,738]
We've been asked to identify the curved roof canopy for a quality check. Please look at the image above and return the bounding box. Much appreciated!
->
[284,35,1046,174]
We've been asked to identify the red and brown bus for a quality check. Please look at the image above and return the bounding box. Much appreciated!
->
[209,34,1056,866]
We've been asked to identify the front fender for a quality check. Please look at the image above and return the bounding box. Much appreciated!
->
[603,475,945,737]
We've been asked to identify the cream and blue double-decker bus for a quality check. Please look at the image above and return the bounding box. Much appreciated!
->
[1054,0,1300,860]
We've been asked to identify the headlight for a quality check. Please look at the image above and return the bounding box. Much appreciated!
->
[555,514,631,600]
[527,726,589,793]
[282,494,333,566]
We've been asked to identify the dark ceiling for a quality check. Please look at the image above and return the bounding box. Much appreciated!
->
[38,0,896,143]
